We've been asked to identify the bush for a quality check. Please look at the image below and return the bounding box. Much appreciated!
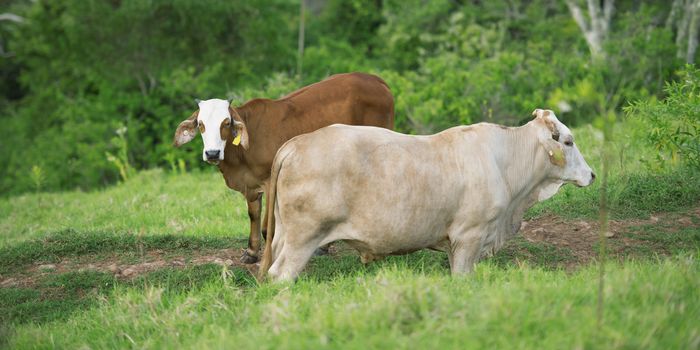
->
[626,65,700,169]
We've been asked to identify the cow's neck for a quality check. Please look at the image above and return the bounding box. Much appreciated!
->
[499,123,562,233]
[498,122,556,196]
[217,106,255,196]
[217,105,275,197]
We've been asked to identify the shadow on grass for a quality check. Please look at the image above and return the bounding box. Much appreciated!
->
[0,263,256,327]
[304,238,576,282]
[490,236,575,269]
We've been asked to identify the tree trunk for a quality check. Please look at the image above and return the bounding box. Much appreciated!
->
[687,1,700,63]
[0,13,24,23]
[566,0,615,60]
[668,0,700,63]
[297,0,306,80]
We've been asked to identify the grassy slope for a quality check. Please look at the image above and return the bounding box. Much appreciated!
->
[1,120,699,349]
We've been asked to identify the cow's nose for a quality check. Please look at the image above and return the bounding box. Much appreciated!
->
[205,150,220,160]
[591,172,596,181]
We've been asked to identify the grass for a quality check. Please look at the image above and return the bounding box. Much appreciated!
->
[527,166,700,219]
[0,120,699,349]
[490,237,574,268]
[618,225,700,258]
[0,168,250,248]
[3,256,699,349]
[0,264,255,327]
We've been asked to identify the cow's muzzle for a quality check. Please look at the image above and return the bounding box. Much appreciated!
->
[574,171,596,187]
[205,150,221,163]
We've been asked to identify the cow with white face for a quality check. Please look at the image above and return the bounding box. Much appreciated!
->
[260,109,594,281]
[172,73,395,264]
[174,99,246,164]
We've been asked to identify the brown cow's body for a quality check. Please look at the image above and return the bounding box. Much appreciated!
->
[215,73,394,262]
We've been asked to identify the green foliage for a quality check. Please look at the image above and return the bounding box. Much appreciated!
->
[29,165,45,192]
[0,0,692,194]
[105,125,134,182]
[626,66,700,169]
[0,0,297,195]
[307,0,384,49]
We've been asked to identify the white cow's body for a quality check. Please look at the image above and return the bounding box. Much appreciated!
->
[260,110,594,281]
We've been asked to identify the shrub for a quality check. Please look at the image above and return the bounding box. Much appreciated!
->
[626,65,700,169]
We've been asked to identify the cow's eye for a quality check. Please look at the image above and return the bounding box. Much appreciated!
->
[223,119,231,126]
[198,122,205,133]
[564,140,573,146]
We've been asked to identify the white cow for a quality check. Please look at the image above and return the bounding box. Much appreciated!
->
[260,109,595,281]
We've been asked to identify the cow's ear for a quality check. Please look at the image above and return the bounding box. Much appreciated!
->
[230,107,249,150]
[173,110,199,147]
[533,109,560,141]
[543,139,566,167]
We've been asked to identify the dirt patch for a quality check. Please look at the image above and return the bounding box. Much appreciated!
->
[0,248,256,289]
[517,208,699,270]
[1,208,698,288]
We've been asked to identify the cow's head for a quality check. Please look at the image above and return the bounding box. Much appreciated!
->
[533,109,595,188]
[173,99,249,164]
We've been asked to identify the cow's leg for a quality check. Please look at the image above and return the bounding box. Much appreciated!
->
[449,233,483,275]
[241,193,263,264]
[261,196,269,242]
[267,241,317,282]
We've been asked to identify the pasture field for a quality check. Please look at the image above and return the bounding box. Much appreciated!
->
[1,121,699,349]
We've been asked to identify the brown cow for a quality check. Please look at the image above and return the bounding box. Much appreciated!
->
[173,72,394,263]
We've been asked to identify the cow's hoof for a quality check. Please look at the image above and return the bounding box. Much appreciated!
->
[240,251,259,264]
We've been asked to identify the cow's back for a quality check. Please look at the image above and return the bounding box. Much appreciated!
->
[273,125,475,255]
[279,72,394,130]
[230,73,394,187]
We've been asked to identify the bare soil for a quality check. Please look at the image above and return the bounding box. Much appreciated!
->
[0,248,255,289]
[518,206,700,269]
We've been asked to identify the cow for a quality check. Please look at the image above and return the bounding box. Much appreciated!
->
[260,109,595,281]
[173,72,394,263]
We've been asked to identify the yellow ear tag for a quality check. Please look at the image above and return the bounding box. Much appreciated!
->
[550,148,566,167]
[232,134,241,146]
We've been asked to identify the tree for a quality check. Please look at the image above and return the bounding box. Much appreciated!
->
[566,0,615,59]
[667,0,700,63]
[0,12,23,57]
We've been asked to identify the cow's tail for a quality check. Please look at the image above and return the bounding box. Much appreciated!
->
[258,141,296,280]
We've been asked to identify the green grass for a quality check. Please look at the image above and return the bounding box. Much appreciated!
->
[0,264,255,327]
[490,237,574,268]
[3,256,698,349]
[618,225,700,258]
[0,169,250,248]
[527,166,700,219]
